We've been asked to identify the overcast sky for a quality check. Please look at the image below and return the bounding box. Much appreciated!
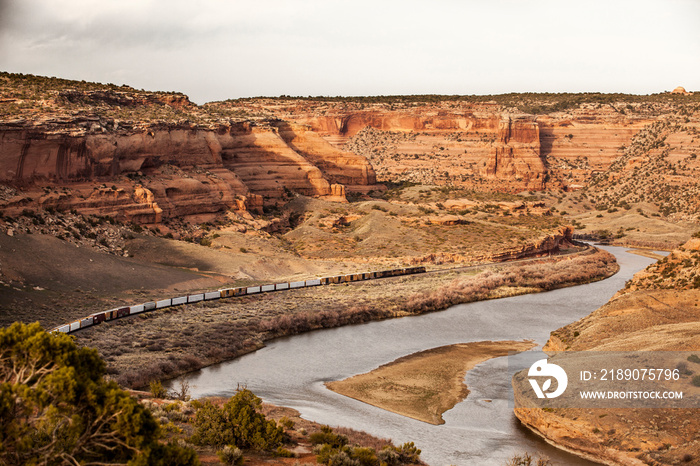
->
[1,0,698,104]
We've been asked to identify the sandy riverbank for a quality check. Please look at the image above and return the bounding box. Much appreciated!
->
[326,340,536,425]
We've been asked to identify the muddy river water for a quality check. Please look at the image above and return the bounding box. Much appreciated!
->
[170,246,655,465]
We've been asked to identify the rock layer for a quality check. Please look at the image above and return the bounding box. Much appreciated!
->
[0,117,380,223]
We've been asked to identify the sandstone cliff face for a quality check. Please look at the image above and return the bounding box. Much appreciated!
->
[286,105,545,191]
[0,116,383,222]
[482,115,545,190]
[274,121,376,188]
[227,99,683,194]
[538,111,650,190]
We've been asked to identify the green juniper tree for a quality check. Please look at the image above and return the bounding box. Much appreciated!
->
[0,322,198,465]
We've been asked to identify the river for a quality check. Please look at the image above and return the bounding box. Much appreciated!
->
[169,246,655,465]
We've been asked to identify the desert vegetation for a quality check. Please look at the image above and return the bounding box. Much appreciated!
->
[587,120,700,220]
[1,322,419,465]
[622,237,700,291]
[69,246,616,389]
[0,322,199,465]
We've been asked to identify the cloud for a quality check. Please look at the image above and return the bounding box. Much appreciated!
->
[1,0,699,102]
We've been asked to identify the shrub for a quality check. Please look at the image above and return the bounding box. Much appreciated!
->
[351,446,379,466]
[377,447,400,465]
[692,375,700,387]
[0,322,198,465]
[150,380,168,398]
[170,379,191,401]
[395,442,421,464]
[375,443,421,466]
[506,452,552,466]
[191,388,284,450]
[279,416,295,429]
[217,445,244,466]
[131,441,201,466]
[688,354,700,364]
[273,446,296,458]
[328,450,361,466]
[310,425,349,448]
[191,400,235,447]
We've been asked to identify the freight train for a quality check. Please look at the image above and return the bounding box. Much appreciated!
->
[52,266,426,334]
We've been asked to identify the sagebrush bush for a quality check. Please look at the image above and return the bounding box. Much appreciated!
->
[310,425,349,448]
[217,445,244,466]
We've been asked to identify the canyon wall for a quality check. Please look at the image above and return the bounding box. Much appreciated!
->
[247,100,653,192]
[0,119,379,223]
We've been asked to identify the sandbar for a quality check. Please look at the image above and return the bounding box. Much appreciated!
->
[326,340,535,425]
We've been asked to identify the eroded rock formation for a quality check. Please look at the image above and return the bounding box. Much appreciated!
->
[482,115,545,190]
[0,116,381,223]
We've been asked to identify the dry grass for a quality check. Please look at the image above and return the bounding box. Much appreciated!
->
[72,247,617,389]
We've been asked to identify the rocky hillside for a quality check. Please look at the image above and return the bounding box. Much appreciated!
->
[586,120,700,222]
[621,236,700,292]
[217,94,700,209]
[513,238,700,465]
[3,72,700,232]
[0,72,378,226]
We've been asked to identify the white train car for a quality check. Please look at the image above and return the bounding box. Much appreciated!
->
[156,299,172,309]
[204,291,220,301]
[188,294,204,303]
[171,296,188,306]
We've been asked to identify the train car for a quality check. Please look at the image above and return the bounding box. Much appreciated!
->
[246,286,261,294]
[80,317,93,329]
[91,312,106,324]
[144,302,156,311]
[261,284,275,292]
[305,278,321,287]
[172,296,187,306]
[56,324,70,333]
[290,281,305,289]
[116,307,130,318]
[187,294,204,303]
[362,272,372,280]
[219,288,235,298]
[204,291,220,301]
[233,287,247,296]
[156,299,171,309]
[319,277,330,285]
[275,282,289,291]
[69,320,81,332]
[103,309,118,321]
[130,304,146,314]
